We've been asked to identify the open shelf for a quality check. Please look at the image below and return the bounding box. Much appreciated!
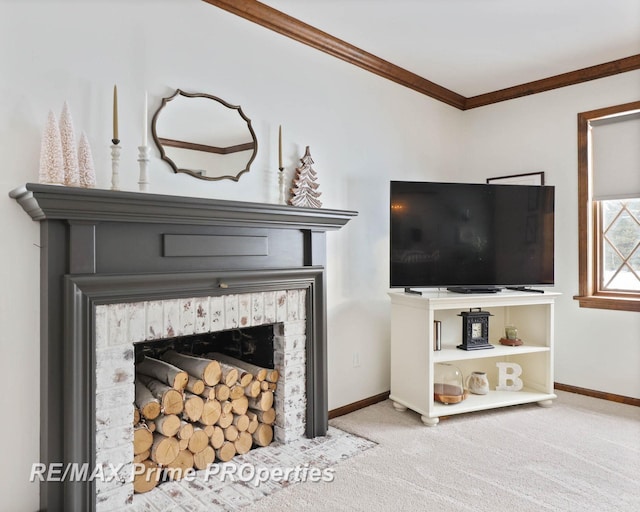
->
[434,343,550,363]
[432,388,557,417]
[389,290,560,426]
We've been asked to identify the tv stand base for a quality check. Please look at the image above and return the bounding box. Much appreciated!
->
[505,286,545,293]
[446,287,501,294]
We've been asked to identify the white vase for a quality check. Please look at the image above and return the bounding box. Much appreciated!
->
[466,371,490,395]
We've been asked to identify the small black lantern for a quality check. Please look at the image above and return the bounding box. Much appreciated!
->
[457,308,494,351]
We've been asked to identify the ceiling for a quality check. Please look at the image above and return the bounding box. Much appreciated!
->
[260,0,640,98]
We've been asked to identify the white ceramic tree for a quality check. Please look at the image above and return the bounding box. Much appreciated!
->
[78,132,96,188]
[38,110,64,184]
[59,101,80,186]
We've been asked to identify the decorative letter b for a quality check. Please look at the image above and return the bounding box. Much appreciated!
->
[496,362,523,391]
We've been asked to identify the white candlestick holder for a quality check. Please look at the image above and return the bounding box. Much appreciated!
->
[137,145,150,192]
[110,141,121,191]
[278,168,287,205]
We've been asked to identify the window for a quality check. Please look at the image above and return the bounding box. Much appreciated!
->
[600,198,640,292]
[575,101,640,311]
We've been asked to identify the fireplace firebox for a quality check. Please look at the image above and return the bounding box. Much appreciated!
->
[10,183,356,512]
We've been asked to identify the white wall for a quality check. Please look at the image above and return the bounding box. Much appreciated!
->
[0,1,463,508]
[3,2,639,510]
[460,71,640,400]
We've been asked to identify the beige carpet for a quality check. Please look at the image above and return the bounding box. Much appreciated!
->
[252,391,640,511]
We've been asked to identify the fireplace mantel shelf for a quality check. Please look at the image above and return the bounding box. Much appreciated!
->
[10,183,357,229]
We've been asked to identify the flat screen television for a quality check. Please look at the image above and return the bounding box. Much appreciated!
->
[390,181,555,293]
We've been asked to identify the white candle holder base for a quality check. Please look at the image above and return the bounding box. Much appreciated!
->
[278,168,287,205]
[137,145,150,192]
[110,142,121,191]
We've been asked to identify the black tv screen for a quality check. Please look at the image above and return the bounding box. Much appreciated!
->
[390,181,555,290]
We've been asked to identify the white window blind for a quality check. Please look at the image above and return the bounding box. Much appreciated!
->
[591,113,640,200]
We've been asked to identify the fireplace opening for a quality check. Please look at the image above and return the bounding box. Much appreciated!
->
[135,324,276,370]
[132,324,282,493]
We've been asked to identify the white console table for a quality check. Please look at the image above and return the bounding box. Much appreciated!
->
[389,290,560,426]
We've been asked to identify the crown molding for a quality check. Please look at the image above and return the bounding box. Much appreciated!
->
[203,0,640,110]
[202,0,465,109]
[464,54,640,109]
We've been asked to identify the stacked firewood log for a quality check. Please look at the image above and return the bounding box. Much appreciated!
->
[132,351,279,494]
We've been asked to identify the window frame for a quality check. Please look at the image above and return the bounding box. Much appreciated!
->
[575,100,640,312]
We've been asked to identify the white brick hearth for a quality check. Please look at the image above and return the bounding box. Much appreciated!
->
[94,290,308,511]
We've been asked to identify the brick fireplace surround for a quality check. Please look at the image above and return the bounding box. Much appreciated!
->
[11,183,356,512]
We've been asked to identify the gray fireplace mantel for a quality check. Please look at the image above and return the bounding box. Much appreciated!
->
[10,183,357,512]
[10,183,357,228]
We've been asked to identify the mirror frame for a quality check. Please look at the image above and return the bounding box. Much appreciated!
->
[151,89,258,182]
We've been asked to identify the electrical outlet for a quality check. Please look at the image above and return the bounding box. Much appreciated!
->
[352,352,361,368]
